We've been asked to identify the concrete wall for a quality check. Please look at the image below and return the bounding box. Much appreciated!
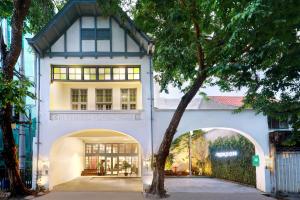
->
[49,137,84,189]
[153,109,271,192]
[50,81,142,110]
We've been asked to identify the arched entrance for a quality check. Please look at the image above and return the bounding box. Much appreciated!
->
[49,129,143,189]
[167,127,266,191]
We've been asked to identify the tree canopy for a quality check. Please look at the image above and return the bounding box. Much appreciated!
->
[133,0,300,144]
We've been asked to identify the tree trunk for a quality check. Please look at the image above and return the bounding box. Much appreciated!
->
[147,3,206,197]
[0,0,32,196]
[147,72,207,198]
[0,106,32,196]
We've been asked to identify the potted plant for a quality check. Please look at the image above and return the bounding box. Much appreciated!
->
[123,161,131,176]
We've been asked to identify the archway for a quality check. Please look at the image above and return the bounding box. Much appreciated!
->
[167,127,266,191]
[49,129,143,189]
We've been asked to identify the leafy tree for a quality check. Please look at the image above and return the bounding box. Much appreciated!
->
[0,0,56,196]
[210,0,300,146]
[133,0,299,197]
[98,0,299,197]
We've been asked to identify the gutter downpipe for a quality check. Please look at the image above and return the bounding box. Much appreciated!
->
[35,53,41,189]
[148,43,154,167]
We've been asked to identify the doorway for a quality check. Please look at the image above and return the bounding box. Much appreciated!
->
[83,143,139,176]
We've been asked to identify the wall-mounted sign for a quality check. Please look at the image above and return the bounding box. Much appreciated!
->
[252,155,260,167]
[215,151,238,158]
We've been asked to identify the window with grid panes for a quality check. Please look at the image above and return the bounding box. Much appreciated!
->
[71,89,88,110]
[127,67,140,80]
[83,68,96,80]
[121,88,137,110]
[53,67,67,80]
[98,67,111,80]
[95,89,112,110]
[113,67,126,80]
[69,67,82,80]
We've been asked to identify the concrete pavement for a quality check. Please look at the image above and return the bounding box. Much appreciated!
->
[32,177,276,200]
[53,177,142,192]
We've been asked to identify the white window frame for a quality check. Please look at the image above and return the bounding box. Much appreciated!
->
[95,88,113,110]
[71,89,88,110]
[120,88,137,110]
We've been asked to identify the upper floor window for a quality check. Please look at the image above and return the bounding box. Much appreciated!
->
[53,67,67,80]
[51,65,140,82]
[71,89,88,110]
[127,67,140,80]
[113,68,126,80]
[96,89,112,110]
[84,68,97,80]
[121,88,137,110]
[69,68,82,80]
[98,67,111,80]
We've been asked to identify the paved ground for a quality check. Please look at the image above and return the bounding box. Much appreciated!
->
[52,176,143,192]
[32,177,276,200]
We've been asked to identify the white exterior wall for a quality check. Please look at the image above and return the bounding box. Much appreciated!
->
[49,137,84,188]
[153,109,271,192]
[50,82,143,110]
[35,55,152,188]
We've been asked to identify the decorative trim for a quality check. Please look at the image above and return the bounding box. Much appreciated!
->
[94,15,97,55]
[124,30,128,58]
[64,33,67,58]
[49,110,143,121]
[79,16,82,58]
[109,17,112,58]
[46,51,146,57]
[27,0,152,56]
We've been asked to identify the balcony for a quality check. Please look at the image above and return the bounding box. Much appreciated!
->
[49,110,143,121]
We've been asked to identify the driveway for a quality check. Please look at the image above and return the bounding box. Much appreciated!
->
[52,176,143,192]
[33,177,275,200]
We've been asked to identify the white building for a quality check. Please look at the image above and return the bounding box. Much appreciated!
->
[28,0,275,193]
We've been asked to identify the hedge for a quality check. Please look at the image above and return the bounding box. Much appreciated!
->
[209,135,256,186]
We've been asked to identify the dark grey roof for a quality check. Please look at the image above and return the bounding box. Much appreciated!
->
[27,0,152,56]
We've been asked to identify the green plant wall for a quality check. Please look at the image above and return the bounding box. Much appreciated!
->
[209,135,256,186]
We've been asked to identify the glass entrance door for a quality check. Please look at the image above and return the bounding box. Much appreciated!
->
[106,156,112,175]
[84,143,139,176]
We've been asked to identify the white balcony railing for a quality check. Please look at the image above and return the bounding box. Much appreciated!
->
[49,110,143,121]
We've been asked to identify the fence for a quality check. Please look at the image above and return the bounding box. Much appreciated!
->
[275,151,300,193]
[0,168,32,191]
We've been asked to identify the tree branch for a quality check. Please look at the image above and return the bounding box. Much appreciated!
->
[4,0,31,78]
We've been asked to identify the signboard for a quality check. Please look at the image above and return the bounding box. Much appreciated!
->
[252,155,260,167]
[215,151,238,158]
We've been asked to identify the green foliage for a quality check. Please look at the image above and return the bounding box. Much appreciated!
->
[0,0,13,18]
[209,135,256,186]
[165,153,173,170]
[0,0,56,34]
[208,0,300,143]
[133,0,300,143]
[0,73,35,115]
[166,130,209,173]
[25,0,56,34]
